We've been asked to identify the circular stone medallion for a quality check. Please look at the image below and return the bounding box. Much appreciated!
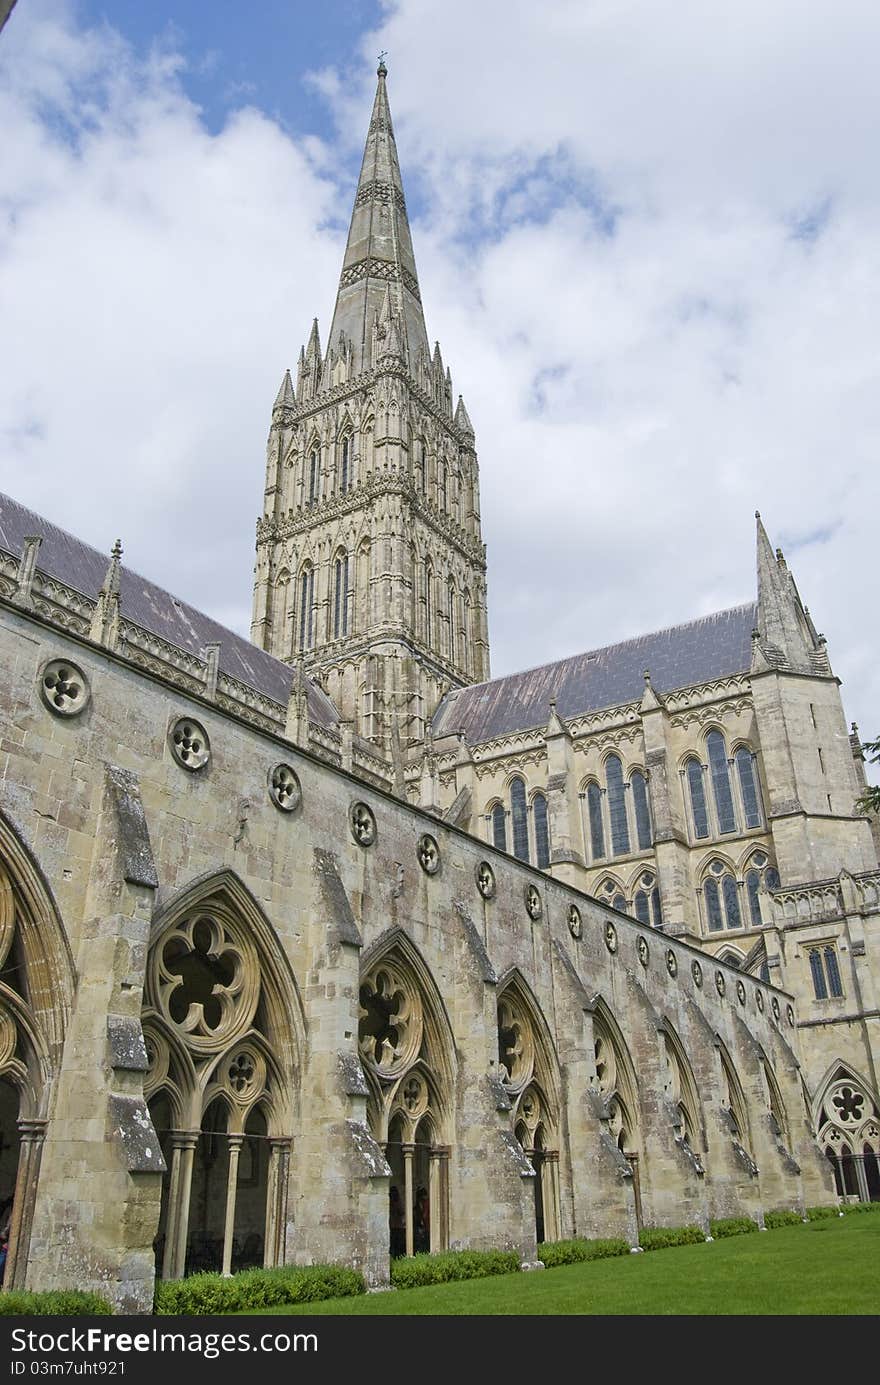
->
[168,716,210,771]
[715,970,726,998]
[476,861,496,899]
[666,949,678,978]
[268,763,301,812]
[350,801,376,847]
[568,904,582,939]
[417,833,440,875]
[691,959,703,988]
[637,935,649,968]
[525,884,543,921]
[40,658,90,717]
[604,921,618,954]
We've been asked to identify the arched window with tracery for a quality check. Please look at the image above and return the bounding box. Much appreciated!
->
[707,729,736,834]
[532,792,550,869]
[702,860,742,932]
[359,938,455,1255]
[307,446,320,508]
[438,459,447,512]
[718,1042,753,1162]
[490,802,507,851]
[685,757,709,839]
[356,542,371,633]
[510,777,529,863]
[586,782,605,861]
[298,564,314,652]
[333,551,349,639]
[143,874,300,1280]
[630,770,652,851]
[661,1027,703,1163]
[734,746,763,829]
[447,582,457,663]
[744,849,774,928]
[605,754,630,856]
[424,562,434,645]
[498,978,561,1243]
[338,433,352,495]
[592,1004,643,1225]
[816,1069,880,1202]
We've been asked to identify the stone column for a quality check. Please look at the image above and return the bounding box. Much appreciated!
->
[428,1146,449,1252]
[221,1135,244,1276]
[5,1119,46,1290]
[169,1131,199,1281]
[403,1142,415,1257]
[264,1139,291,1268]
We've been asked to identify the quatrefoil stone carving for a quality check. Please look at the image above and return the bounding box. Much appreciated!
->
[568,905,582,939]
[525,885,543,920]
[476,861,496,899]
[40,658,90,717]
[268,763,301,812]
[350,801,376,846]
[169,716,210,772]
[417,833,440,875]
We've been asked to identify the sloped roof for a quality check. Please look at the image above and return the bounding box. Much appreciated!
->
[432,604,757,744]
[0,492,340,730]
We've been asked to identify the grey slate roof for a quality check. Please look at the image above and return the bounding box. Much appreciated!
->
[0,492,340,730]
[432,604,757,744]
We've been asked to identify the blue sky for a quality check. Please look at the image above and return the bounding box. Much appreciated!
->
[1,0,879,765]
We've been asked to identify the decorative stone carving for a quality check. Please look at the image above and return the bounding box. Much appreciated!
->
[150,911,258,1055]
[736,980,747,1006]
[568,904,582,939]
[756,988,765,1013]
[417,833,440,875]
[771,996,781,1022]
[692,959,703,988]
[168,716,210,772]
[358,960,421,1079]
[525,884,543,920]
[786,1004,795,1027]
[268,763,301,812]
[497,995,534,1095]
[476,861,496,899]
[604,921,618,954]
[637,936,649,967]
[350,800,377,846]
[39,658,90,717]
[666,949,678,978]
[715,970,726,998]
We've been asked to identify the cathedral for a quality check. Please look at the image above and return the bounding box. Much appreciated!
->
[0,61,877,1313]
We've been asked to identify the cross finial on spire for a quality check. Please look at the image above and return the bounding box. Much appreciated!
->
[111,539,123,561]
[377,51,388,76]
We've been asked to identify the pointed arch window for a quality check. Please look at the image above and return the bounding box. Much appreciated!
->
[586,783,605,861]
[735,746,762,829]
[298,566,314,652]
[605,755,630,856]
[631,770,652,850]
[651,887,663,929]
[491,803,507,851]
[339,434,352,495]
[424,563,434,645]
[533,792,550,869]
[686,758,709,839]
[308,448,320,508]
[333,553,349,638]
[722,874,742,929]
[703,861,742,931]
[707,730,736,834]
[510,777,529,863]
[447,583,456,663]
[703,877,723,932]
[438,459,447,512]
[416,439,427,493]
[745,869,762,928]
[634,891,650,926]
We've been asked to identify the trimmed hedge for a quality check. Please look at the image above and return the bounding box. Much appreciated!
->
[155,1264,364,1315]
[638,1224,705,1250]
[763,1209,803,1229]
[538,1237,629,1267]
[839,1199,880,1216]
[806,1204,843,1221]
[708,1216,759,1240]
[390,1249,519,1289]
[0,1290,112,1316]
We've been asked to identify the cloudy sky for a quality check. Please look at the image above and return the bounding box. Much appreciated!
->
[1,0,878,773]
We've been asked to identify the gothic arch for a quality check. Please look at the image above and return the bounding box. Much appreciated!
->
[358,929,456,1255]
[591,997,641,1158]
[812,1062,880,1201]
[659,1019,704,1156]
[756,1046,790,1148]
[0,811,76,1290]
[143,870,302,1279]
[715,1035,752,1154]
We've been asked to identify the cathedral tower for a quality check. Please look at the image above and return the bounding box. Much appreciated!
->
[251,61,490,752]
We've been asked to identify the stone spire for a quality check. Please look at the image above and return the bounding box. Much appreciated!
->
[326,60,429,375]
[754,512,822,674]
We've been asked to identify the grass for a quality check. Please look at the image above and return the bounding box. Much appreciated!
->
[247,1215,879,1315]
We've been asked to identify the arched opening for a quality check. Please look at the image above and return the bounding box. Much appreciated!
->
[360,936,455,1259]
[0,1078,20,1288]
[863,1144,880,1201]
[815,1066,880,1202]
[497,977,561,1245]
[144,872,300,1280]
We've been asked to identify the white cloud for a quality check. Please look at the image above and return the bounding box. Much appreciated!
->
[0,0,878,782]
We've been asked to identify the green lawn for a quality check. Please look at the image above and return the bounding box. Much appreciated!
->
[254,1216,880,1315]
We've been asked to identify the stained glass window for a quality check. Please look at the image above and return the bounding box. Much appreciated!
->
[587,783,605,860]
[631,770,652,850]
[708,730,736,834]
[686,759,709,839]
[510,777,529,863]
[606,755,630,856]
[735,747,762,829]
[533,792,550,868]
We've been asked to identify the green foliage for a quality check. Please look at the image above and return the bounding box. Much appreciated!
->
[637,1224,705,1250]
[839,1199,880,1216]
[154,1264,364,1315]
[389,1249,519,1288]
[763,1209,803,1229]
[708,1216,760,1239]
[0,1290,112,1315]
[538,1237,630,1267]
[806,1204,843,1221]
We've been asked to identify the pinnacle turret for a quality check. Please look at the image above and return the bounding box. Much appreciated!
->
[754,513,827,674]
